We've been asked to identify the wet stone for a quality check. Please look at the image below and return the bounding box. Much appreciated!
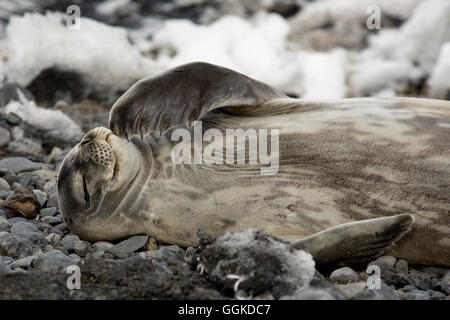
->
[330,267,359,284]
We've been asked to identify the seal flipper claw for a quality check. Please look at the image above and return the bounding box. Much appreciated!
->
[293,214,414,267]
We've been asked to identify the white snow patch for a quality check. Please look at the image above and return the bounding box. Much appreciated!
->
[3,90,83,143]
[4,12,159,92]
[428,42,450,99]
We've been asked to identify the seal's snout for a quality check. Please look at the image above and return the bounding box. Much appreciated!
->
[80,127,115,168]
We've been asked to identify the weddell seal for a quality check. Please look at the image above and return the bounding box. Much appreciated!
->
[57,62,450,267]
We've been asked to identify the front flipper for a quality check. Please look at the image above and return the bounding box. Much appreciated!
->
[293,214,414,267]
[108,62,287,139]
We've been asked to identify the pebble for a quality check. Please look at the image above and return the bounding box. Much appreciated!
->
[0,157,42,174]
[10,255,38,269]
[93,241,115,252]
[54,222,67,232]
[405,271,434,291]
[92,250,104,259]
[442,271,450,285]
[40,207,57,217]
[114,235,149,254]
[0,127,11,147]
[45,232,61,245]
[18,173,31,186]
[73,240,89,257]
[33,250,75,272]
[0,231,34,258]
[395,259,408,274]
[0,216,10,232]
[368,255,397,272]
[4,187,41,218]
[11,182,21,190]
[428,290,446,300]
[60,234,80,251]
[144,236,158,250]
[0,190,11,200]
[0,177,10,192]
[8,217,27,224]
[41,216,62,225]
[68,253,81,264]
[10,221,44,244]
[433,281,450,295]
[336,282,367,299]
[33,189,48,207]
[354,281,400,300]
[406,290,431,300]
[281,288,335,300]
[330,267,359,283]
[0,256,10,275]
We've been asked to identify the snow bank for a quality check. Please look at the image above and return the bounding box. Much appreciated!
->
[3,89,83,143]
[4,12,159,93]
[151,12,347,98]
[428,43,450,99]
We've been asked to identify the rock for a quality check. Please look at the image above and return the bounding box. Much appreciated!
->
[54,222,67,232]
[32,189,48,207]
[10,221,44,244]
[46,194,59,208]
[33,250,74,272]
[354,281,400,300]
[428,290,447,300]
[433,281,450,295]
[18,173,31,186]
[0,127,11,148]
[405,271,435,291]
[0,157,42,174]
[0,256,10,275]
[336,282,367,299]
[11,182,21,190]
[40,207,57,217]
[40,216,62,225]
[0,83,34,107]
[144,236,158,251]
[0,191,10,200]
[406,290,431,300]
[73,240,89,257]
[395,259,408,274]
[198,229,315,298]
[10,255,37,269]
[280,288,335,300]
[114,235,149,254]
[368,255,397,272]
[44,232,61,245]
[68,253,81,264]
[3,187,41,218]
[0,177,10,192]
[60,234,80,251]
[395,290,407,300]
[92,250,104,259]
[442,270,450,285]
[93,241,115,252]
[0,216,10,232]
[330,267,359,284]
[0,231,34,258]
[0,208,7,219]
[8,217,27,224]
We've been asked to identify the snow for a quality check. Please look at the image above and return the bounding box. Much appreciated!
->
[3,12,159,93]
[428,42,450,99]
[3,89,83,143]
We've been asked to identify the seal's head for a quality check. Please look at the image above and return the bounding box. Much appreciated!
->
[57,127,140,238]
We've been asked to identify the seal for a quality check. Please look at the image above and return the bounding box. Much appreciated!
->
[58,62,450,266]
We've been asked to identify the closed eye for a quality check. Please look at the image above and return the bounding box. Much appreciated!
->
[82,175,90,209]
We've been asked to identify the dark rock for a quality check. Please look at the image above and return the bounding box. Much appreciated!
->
[428,290,447,300]
[60,235,80,251]
[433,281,450,295]
[405,272,435,291]
[0,157,42,174]
[114,235,149,254]
[394,259,408,274]
[3,187,41,218]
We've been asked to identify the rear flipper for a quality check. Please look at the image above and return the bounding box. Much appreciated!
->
[292,214,414,267]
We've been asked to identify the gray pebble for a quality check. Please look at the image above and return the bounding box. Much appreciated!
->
[8,217,27,224]
[18,173,31,186]
[442,270,450,285]
[369,255,397,272]
[330,267,359,283]
[10,221,44,244]
[395,259,408,274]
[0,157,42,174]
[93,241,115,252]
[46,194,59,208]
[54,222,67,232]
[0,216,10,232]
[406,290,431,300]
[73,240,89,257]
[33,250,74,271]
[60,234,80,251]
[44,232,61,245]
[159,245,184,254]
[114,235,148,254]
[0,256,10,275]
[428,290,446,300]
[0,177,10,192]
[0,190,10,200]
[10,255,37,269]
[0,127,11,148]
[92,250,104,259]
[33,189,48,207]
[68,253,81,264]
[406,271,434,291]
[0,231,34,258]
[433,281,450,295]
[40,207,57,217]
[354,281,400,300]
[40,216,62,225]
[11,182,21,190]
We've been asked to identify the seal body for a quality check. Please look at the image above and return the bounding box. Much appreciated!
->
[59,97,450,266]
